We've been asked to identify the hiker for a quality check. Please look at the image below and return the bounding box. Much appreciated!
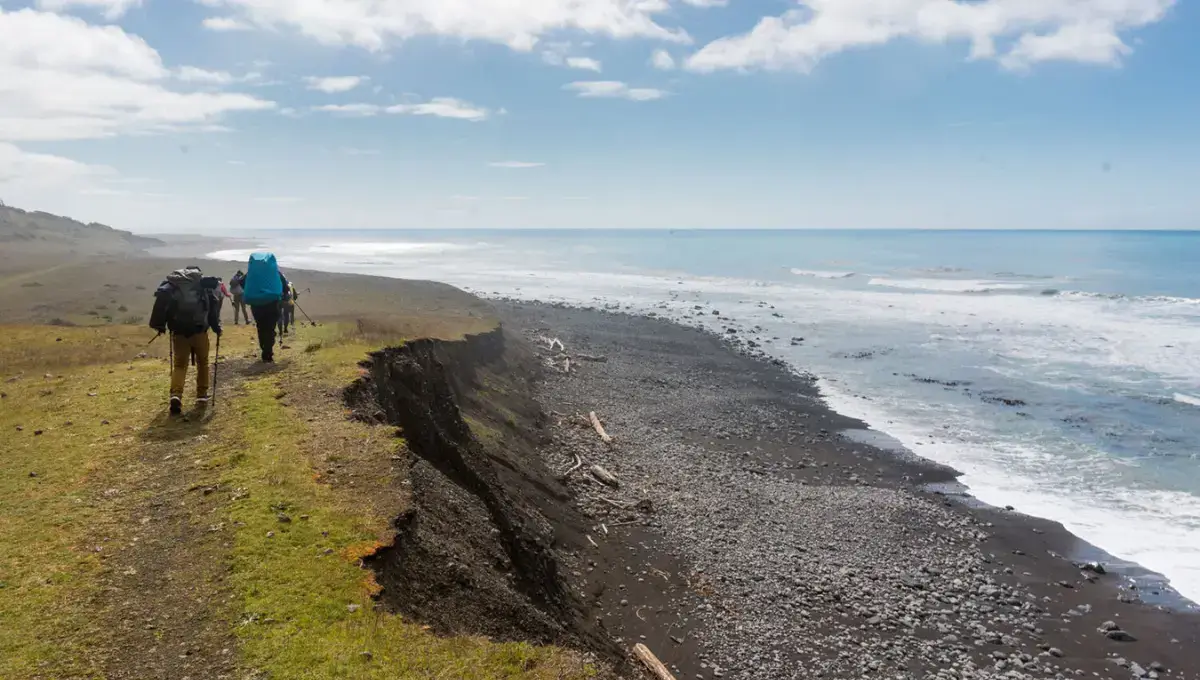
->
[242,252,289,362]
[228,270,250,325]
[148,266,223,415]
[278,280,299,336]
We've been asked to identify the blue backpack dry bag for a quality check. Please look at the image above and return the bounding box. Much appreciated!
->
[243,252,283,306]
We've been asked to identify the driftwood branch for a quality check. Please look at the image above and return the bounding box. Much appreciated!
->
[599,497,630,509]
[633,644,677,680]
[562,454,583,478]
[546,337,565,352]
[586,534,598,548]
[575,353,608,363]
[563,357,571,374]
[590,465,620,488]
[589,411,613,444]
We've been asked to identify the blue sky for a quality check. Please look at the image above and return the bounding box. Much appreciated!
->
[1,0,1197,231]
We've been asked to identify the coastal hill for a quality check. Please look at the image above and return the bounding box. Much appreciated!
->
[0,201,164,257]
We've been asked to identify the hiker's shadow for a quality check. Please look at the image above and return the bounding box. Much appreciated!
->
[140,407,214,443]
[235,358,289,378]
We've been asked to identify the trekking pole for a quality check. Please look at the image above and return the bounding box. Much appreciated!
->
[211,332,221,412]
[294,301,317,326]
[147,332,164,346]
[167,332,174,401]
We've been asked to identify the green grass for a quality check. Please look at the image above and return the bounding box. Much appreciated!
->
[0,336,166,677]
[1,320,593,679]
[215,332,592,679]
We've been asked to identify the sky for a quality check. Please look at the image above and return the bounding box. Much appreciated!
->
[1,0,1198,232]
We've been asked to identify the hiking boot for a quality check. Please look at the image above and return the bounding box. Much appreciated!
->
[196,396,210,409]
[169,396,182,415]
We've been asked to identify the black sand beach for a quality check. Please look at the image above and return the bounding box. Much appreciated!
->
[487,300,1200,680]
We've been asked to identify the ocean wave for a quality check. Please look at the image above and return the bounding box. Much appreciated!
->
[993,271,1056,280]
[1056,291,1200,305]
[910,266,969,274]
[310,241,474,256]
[789,268,856,279]
[1176,393,1200,407]
[868,277,1032,293]
[206,248,252,261]
[818,377,1200,603]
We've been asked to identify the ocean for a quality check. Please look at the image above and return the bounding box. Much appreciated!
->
[209,229,1200,603]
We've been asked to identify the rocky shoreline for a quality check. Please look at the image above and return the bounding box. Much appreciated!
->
[499,301,1200,680]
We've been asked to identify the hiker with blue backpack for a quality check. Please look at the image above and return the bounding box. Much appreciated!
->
[243,252,290,363]
[149,266,224,415]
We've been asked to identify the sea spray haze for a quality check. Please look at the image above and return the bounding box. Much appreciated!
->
[211,228,1200,603]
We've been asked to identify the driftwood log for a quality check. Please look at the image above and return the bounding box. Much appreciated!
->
[633,644,677,680]
[589,411,613,444]
[590,464,619,488]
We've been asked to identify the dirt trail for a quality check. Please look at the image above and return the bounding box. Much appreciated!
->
[90,355,258,680]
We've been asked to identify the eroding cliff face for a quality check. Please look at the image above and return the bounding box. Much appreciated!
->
[344,328,610,654]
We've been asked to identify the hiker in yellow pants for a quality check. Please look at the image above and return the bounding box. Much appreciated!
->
[149,266,223,415]
[171,332,211,404]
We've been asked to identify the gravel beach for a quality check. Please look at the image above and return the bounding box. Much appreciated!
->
[499,301,1200,680]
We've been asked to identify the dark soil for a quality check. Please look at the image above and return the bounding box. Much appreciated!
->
[346,329,627,672]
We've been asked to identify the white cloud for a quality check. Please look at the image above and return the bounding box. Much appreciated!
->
[489,161,545,168]
[565,56,602,72]
[386,97,491,121]
[0,142,115,188]
[685,0,1174,73]
[202,16,251,31]
[227,160,246,165]
[192,0,691,51]
[36,0,141,20]
[565,81,667,101]
[1001,23,1133,71]
[679,0,727,6]
[340,146,381,155]
[650,48,676,70]
[313,97,491,121]
[305,75,368,93]
[0,8,275,142]
[175,67,263,85]
[176,66,235,85]
[313,103,382,117]
[542,44,602,71]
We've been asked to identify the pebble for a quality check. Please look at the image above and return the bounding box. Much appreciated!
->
[510,303,1170,680]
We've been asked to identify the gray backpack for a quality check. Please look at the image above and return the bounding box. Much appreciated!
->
[166,268,211,331]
